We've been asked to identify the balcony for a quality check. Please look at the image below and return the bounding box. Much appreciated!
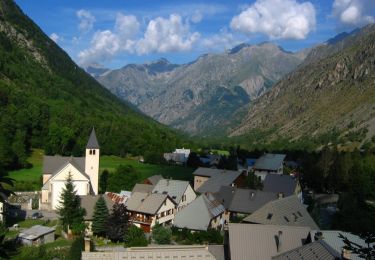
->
[129,215,152,224]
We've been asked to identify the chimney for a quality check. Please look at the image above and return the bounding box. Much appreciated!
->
[341,249,351,260]
[275,231,283,252]
[314,231,323,241]
[84,237,91,252]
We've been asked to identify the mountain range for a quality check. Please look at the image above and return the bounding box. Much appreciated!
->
[93,43,307,135]
[230,24,375,146]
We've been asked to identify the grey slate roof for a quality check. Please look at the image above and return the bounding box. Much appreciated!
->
[272,240,341,260]
[228,223,311,260]
[42,155,85,175]
[82,245,219,260]
[80,195,115,220]
[214,186,278,214]
[192,167,223,177]
[86,127,100,149]
[173,194,225,231]
[254,153,286,171]
[243,195,319,229]
[197,170,242,194]
[125,192,172,214]
[132,183,154,194]
[146,175,163,185]
[309,230,373,260]
[152,179,190,204]
[18,225,55,240]
[263,174,299,197]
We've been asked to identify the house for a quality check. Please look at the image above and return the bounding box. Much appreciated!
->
[253,153,286,180]
[0,201,6,223]
[243,195,319,229]
[173,194,228,231]
[132,183,154,194]
[245,158,257,171]
[106,192,128,204]
[41,128,100,210]
[144,175,163,185]
[192,168,246,193]
[18,225,55,245]
[263,174,302,200]
[214,186,277,217]
[163,148,190,165]
[80,195,115,235]
[125,192,177,233]
[272,240,341,260]
[228,223,311,260]
[152,179,196,211]
[82,245,224,260]
[200,155,220,167]
[307,230,375,260]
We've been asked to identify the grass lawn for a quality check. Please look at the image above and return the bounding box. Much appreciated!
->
[8,149,195,191]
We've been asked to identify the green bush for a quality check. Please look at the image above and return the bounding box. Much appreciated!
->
[124,225,148,247]
[152,224,172,244]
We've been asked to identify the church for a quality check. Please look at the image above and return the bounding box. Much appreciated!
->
[41,128,100,210]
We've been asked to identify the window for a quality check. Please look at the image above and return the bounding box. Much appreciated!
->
[89,149,92,155]
[164,200,167,206]
[267,213,273,220]
[93,149,96,155]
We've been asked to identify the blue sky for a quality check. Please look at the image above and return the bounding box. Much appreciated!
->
[15,0,375,69]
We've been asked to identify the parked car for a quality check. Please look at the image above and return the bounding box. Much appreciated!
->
[31,212,43,219]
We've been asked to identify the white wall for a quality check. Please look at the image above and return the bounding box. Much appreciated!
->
[85,148,99,195]
[154,198,176,226]
[50,163,90,210]
[177,185,196,211]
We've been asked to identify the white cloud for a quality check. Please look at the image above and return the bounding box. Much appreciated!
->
[191,11,203,23]
[202,28,241,51]
[78,30,121,65]
[115,13,140,39]
[136,14,200,55]
[332,0,375,27]
[230,0,316,40]
[77,9,96,33]
[78,13,140,65]
[49,33,60,43]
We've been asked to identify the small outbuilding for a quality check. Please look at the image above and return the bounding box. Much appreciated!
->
[18,225,55,246]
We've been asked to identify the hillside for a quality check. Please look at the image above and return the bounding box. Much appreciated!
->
[0,0,185,169]
[96,43,306,135]
[230,24,375,147]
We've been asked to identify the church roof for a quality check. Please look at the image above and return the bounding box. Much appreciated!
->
[86,127,100,149]
[43,156,85,175]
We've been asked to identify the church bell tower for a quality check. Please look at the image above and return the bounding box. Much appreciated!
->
[85,127,100,195]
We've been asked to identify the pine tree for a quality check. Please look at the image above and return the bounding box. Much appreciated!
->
[106,203,128,242]
[92,196,109,237]
[58,174,86,233]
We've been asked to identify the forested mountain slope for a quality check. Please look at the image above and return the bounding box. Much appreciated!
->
[0,0,185,169]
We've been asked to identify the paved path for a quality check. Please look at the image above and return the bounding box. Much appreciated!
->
[26,210,59,220]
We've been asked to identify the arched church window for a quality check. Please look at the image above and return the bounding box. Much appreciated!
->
[89,150,92,155]
[93,150,96,155]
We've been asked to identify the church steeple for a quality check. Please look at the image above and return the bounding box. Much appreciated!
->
[86,127,100,149]
[85,127,99,195]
